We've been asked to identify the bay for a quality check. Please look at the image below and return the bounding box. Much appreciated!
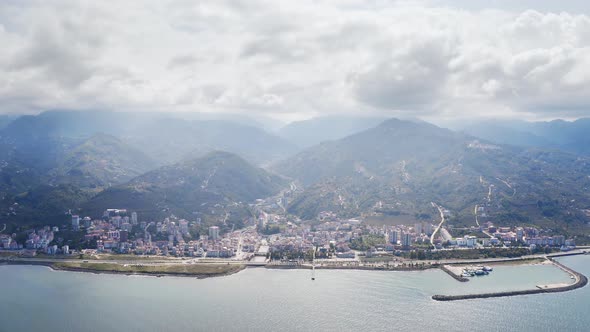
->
[0,255,588,331]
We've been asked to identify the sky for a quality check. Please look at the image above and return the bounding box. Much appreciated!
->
[0,0,589,123]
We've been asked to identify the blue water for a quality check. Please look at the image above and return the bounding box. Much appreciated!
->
[0,256,587,331]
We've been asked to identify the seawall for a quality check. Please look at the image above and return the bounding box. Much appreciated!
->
[432,259,587,301]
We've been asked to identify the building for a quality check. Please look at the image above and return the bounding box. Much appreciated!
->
[72,215,80,231]
[209,226,220,241]
[180,220,189,234]
[516,227,524,242]
[120,230,129,242]
[131,212,138,225]
[401,232,412,247]
[414,223,423,235]
[389,230,400,244]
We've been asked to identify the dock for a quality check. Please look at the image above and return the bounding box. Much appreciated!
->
[432,258,587,301]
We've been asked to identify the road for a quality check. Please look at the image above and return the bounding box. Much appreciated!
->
[474,205,494,238]
[2,248,588,271]
[496,177,516,197]
[0,224,6,233]
[430,202,445,247]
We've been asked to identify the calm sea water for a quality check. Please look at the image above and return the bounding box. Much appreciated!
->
[0,256,588,332]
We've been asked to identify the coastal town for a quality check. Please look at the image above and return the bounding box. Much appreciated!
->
[0,205,577,264]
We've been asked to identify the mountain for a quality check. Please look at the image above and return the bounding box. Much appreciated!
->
[0,133,157,226]
[459,118,590,155]
[1,184,94,226]
[0,115,17,130]
[274,119,590,234]
[125,118,298,166]
[83,151,287,225]
[174,112,285,132]
[48,134,157,189]
[0,110,298,167]
[278,116,387,148]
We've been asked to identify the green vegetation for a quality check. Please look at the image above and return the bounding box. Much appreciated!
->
[82,151,285,222]
[80,254,180,261]
[259,224,283,235]
[276,118,590,237]
[52,262,245,276]
[350,234,387,251]
[402,247,557,260]
[50,134,157,188]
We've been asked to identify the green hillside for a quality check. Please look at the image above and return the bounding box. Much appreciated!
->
[82,151,286,223]
[48,134,157,188]
[275,119,590,234]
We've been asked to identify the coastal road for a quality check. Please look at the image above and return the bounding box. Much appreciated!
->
[430,203,445,247]
[0,223,6,233]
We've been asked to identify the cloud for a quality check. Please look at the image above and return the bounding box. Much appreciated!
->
[351,31,457,111]
[0,1,589,121]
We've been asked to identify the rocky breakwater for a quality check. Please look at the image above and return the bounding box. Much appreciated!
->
[432,258,587,301]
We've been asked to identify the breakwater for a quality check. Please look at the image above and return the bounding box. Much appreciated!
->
[432,259,588,301]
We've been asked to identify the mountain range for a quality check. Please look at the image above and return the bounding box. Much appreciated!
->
[277,116,388,148]
[275,119,590,236]
[83,151,286,227]
[1,110,590,241]
[457,118,590,156]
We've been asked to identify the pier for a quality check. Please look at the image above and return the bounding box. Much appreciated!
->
[432,258,588,301]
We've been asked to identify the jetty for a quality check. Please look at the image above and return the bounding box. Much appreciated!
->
[432,258,587,301]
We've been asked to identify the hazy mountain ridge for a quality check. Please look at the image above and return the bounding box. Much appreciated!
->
[278,116,388,148]
[125,118,298,166]
[82,151,286,223]
[0,110,298,168]
[48,134,157,188]
[275,119,590,232]
[2,111,590,237]
[460,118,590,155]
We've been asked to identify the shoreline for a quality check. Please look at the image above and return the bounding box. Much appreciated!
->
[1,250,587,283]
[2,254,588,302]
[0,260,246,279]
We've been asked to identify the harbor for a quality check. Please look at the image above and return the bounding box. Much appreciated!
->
[433,257,587,301]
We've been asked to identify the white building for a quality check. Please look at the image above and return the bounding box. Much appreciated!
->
[72,215,80,231]
[389,230,399,244]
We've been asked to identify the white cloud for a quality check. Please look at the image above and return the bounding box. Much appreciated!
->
[0,1,589,121]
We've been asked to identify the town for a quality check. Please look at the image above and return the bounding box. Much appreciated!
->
[0,206,577,264]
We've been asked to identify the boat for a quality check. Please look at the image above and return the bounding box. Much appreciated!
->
[474,269,486,276]
[483,266,493,272]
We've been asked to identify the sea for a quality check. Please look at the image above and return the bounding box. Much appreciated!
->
[0,255,588,331]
